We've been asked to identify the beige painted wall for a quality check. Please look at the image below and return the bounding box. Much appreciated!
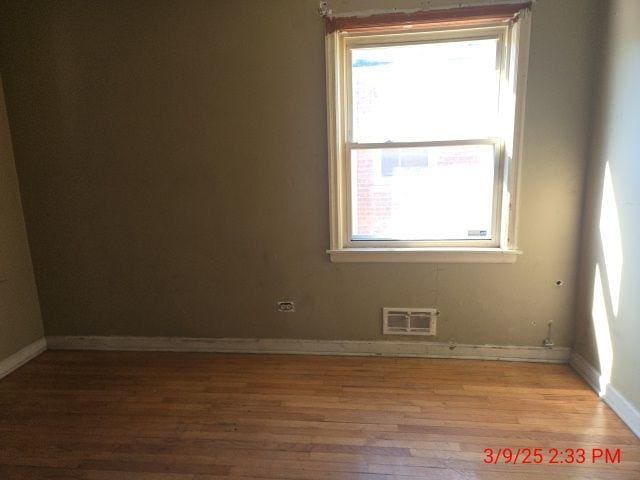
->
[574,0,640,409]
[0,0,600,346]
[0,77,44,360]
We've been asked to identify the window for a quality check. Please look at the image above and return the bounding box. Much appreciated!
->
[325,4,531,262]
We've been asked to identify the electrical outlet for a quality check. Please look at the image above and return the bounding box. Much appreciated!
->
[277,301,295,313]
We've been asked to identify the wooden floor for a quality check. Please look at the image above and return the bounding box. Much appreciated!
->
[0,352,638,480]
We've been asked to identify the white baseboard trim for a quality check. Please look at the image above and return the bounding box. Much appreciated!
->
[604,384,640,439]
[0,337,47,380]
[569,350,601,392]
[570,351,640,438]
[46,335,570,363]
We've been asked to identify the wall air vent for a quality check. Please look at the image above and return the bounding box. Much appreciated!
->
[382,308,437,336]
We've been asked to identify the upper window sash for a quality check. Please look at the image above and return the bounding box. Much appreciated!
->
[343,26,510,146]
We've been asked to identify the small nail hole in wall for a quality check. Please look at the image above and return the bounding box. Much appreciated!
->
[555,280,564,287]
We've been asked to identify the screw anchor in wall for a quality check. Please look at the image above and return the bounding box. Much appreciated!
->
[318,1,332,17]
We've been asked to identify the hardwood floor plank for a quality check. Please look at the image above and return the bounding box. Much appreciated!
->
[0,352,638,479]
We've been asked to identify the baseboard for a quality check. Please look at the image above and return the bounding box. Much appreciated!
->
[604,384,640,438]
[0,337,47,380]
[569,350,601,392]
[46,335,570,363]
[570,351,640,438]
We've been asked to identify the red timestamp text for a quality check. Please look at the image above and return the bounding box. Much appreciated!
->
[483,447,622,465]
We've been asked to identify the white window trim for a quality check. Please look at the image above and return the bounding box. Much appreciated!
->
[325,9,531,263]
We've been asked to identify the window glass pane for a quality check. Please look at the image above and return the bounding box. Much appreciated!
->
[351,144,496,241]
[351,38,499,143]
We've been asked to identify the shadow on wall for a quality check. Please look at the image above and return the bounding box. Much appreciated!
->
[591,162,623,397]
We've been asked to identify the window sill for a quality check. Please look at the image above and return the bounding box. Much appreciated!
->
[327,247,522,263]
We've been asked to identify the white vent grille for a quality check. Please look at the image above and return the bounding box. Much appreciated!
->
[383,308,437,336]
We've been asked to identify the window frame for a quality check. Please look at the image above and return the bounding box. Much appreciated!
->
[325,10,531,263]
